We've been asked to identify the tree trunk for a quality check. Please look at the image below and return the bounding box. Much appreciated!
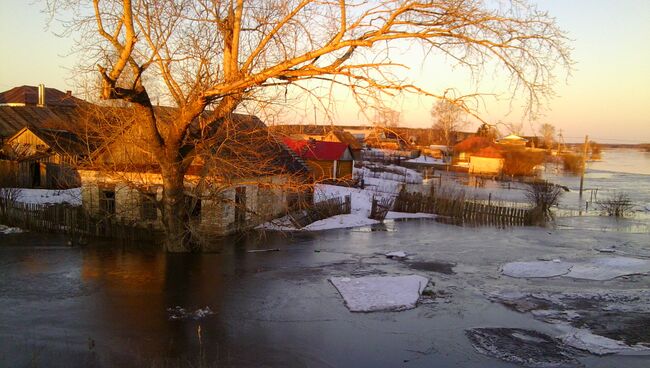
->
[161,164,191,252]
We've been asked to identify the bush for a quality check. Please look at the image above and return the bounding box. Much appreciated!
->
[561,153,583,175]
[598,192,634,217]
[525,181,564,224]
[502,149,546,177]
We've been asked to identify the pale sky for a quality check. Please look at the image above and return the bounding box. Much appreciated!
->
[1,0,649,143]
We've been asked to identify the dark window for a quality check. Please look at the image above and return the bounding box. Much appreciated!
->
[184,196,201,221]
[234,186,246,224]
[140,193,157,221]
[99,190,115,215]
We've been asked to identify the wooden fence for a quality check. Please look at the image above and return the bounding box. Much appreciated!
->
[393,190,532,226]
[288,195,351,228]
[0,200,159,242]
[369,196,393,221]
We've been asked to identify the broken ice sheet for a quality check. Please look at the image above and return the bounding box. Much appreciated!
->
[560,327,650,356]
[565,257,650,281]
[465,328,581,367]
[385,251,407,259]
[501,260,572,278]
[501,257,650,280]
[329,275,428,312]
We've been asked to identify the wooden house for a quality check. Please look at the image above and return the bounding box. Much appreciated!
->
[79,113,309,237]
[282,137,354,181]
[322,129,363,160]
[1,127,84,188]
[452,136,494,164]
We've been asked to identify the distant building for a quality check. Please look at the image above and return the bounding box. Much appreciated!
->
[469,146,504,175]
[282,137,354,181]
[496,134,529,147]
[0,84,83,108]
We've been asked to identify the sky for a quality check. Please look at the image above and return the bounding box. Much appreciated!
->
[1,0,649,143]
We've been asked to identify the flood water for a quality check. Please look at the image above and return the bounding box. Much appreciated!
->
[1,148,650,367]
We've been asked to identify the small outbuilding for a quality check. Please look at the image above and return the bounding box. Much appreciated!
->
[282,137,354,181]
[469,146,504,175]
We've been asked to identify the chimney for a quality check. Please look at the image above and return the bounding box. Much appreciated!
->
[66,90,72,97]
[37,84,46,107]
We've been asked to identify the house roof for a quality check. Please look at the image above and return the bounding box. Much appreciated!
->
[282,137,350,161]
[498,134,529,142]
[472,146,504,159]
[88,111,308,177]
[327,130,362,150]
[0,105,90,138]
[6,126,89,159]
[453,136,494,153]
[0,85,84,107]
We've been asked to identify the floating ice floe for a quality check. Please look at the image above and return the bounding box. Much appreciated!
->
[560,327,650,356]
[385,251,408,259]
[501,260,572,278]
[329,275,428,312]
[565,257,650,281]
[501,257,650,281]
[465,328,580,367]
[0,224,23,234]
[167,306,214,320]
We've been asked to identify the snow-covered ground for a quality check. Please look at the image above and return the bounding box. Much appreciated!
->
[259,162,432,232]
[10,188,82,206]
[0,224,23,234]
[405,155,445,165]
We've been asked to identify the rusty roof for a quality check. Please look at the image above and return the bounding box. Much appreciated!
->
[0,85,84,107]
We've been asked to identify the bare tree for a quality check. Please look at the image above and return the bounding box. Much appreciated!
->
[374,107,400,128]
[431,97,467,147]
[48,0,572,252]
[539,123,556,149]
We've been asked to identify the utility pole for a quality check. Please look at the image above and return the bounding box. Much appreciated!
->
[579,135,589,197]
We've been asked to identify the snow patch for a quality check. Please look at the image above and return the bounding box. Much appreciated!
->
[385,211,436,219]
[15,188,81,205]
[405,155,445,165]
[329,275,428,312]
[303,214,379,231]
[0,224,24,234]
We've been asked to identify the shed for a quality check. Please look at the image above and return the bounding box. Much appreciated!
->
[282,137,354,180]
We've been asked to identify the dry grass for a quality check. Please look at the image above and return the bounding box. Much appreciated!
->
[561,153,583,174]
[502,150,546,177]
[598,192,634,217]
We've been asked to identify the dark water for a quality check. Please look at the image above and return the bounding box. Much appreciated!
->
[1,221,650,367]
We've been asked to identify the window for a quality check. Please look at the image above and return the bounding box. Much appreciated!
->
[234,186,246,224]
[99,189,115,215]
[184,195,201,221]
[140,193,157,221]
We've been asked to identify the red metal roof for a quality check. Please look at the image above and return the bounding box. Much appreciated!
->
[282,137,350,160]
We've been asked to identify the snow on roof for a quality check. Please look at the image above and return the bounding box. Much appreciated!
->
[499,134,529,142]
[282,137,350,160]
